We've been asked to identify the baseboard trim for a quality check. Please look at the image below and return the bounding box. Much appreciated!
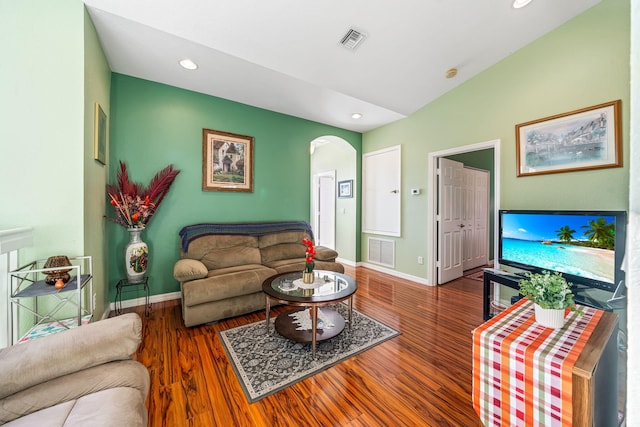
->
[357,262,433,286]
[336,257,356,267]
[110,291,182,311]
[110,264,434,312]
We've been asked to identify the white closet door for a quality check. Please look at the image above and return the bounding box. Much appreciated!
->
[462,168,489,271]
[472,169,489,268]
[362,145,401,237]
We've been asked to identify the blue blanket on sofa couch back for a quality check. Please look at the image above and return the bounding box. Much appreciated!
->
[179,221,314,252]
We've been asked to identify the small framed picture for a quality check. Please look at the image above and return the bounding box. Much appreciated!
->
[338,179,353,198]
[94,103,107,165]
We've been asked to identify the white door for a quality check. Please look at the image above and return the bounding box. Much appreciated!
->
[362,145,401,236]
[437,158,464,284]
[462,168,489,271]
[461,169,475,270]
[313,171,336,248]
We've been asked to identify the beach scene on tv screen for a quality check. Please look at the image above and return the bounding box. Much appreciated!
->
[502,213,615,284]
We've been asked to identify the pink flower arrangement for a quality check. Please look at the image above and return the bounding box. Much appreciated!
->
[302,238,316,273]
[106,161,180,229]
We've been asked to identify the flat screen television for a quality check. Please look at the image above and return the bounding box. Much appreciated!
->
[498,210,627,293]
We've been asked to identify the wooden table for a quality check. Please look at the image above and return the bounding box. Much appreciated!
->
[262,270,357,357]
[472,298,618,426]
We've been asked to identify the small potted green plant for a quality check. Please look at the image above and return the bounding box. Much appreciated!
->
[518,270,583,328]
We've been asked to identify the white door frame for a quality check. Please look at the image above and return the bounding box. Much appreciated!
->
[427,139,501,285]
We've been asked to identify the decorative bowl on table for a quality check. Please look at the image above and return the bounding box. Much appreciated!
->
[43,255,72,285]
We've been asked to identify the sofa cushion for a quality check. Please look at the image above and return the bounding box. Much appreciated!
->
[182,265,276,307]
[183,235,261,270]
[0,360,149,425]
[2,400,75,427]
[0,313,141,400]
[315,246,339,261]
[260,243,306,264]
[3,386,147,427]
[173,259,208,282]
[258,231,310,248]
[201,246,262,270]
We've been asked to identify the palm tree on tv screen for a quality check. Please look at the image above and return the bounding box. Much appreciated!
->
[581,218,615,250]
[555,225,576,243]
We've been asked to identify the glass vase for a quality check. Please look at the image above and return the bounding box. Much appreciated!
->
[302,271,315,284]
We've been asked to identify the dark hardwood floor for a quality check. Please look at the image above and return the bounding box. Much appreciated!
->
[122,267,486,426]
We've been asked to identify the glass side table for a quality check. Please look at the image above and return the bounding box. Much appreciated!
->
[115,276,151,317]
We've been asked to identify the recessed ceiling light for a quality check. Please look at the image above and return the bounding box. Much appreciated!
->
[179,59,198,70]
[513,0,533,8]
[445,68,458,79]
[351,113,363,120]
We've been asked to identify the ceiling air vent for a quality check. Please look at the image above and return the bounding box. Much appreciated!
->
[339,28,366,51]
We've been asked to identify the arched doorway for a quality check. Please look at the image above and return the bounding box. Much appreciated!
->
[310,136,357,265]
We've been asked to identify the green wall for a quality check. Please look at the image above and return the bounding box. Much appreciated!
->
[108,74,361,298]
[83,8,111,318]
[0,1,112,323]
[0,0,85,260]
[362,0,630,282]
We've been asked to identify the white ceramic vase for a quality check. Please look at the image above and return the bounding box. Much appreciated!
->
[534,303,565,329]
[125,227,148,283]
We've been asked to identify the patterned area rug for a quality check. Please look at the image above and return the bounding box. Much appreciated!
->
[218,303,400,403]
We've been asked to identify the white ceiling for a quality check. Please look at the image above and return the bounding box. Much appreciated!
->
[83,0,600,133]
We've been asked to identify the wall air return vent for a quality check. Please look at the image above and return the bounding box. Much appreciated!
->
[339,28,367,51]
[368,237,395,268]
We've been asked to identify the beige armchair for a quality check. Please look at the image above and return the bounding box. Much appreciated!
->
[0,313,149,426]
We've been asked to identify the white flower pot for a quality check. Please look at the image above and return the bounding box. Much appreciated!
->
[534,303,565,329]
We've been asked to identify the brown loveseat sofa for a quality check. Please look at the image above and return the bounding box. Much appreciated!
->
[0,313,149,426]
[173,222,344,327]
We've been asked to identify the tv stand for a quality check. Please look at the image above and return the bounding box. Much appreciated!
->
[482,269,522,320]
[482,268,614,321]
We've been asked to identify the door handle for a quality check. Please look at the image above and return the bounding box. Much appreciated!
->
[390,189,399,194]
[459,224,465,228]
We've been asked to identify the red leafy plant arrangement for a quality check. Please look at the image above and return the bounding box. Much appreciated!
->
[106,161,180,229]
[302,238,316,273]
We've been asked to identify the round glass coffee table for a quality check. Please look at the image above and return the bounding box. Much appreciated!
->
[262,270,357,357]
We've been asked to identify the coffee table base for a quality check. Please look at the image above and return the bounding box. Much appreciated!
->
[274,307,345,344]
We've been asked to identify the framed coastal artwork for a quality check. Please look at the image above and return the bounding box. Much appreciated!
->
[202,129,254,192]
[515,100,621,177]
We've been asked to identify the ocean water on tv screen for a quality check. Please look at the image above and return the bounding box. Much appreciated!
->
[502,238,614,283]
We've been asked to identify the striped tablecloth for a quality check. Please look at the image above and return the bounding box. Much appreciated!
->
[472,298,603,426]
